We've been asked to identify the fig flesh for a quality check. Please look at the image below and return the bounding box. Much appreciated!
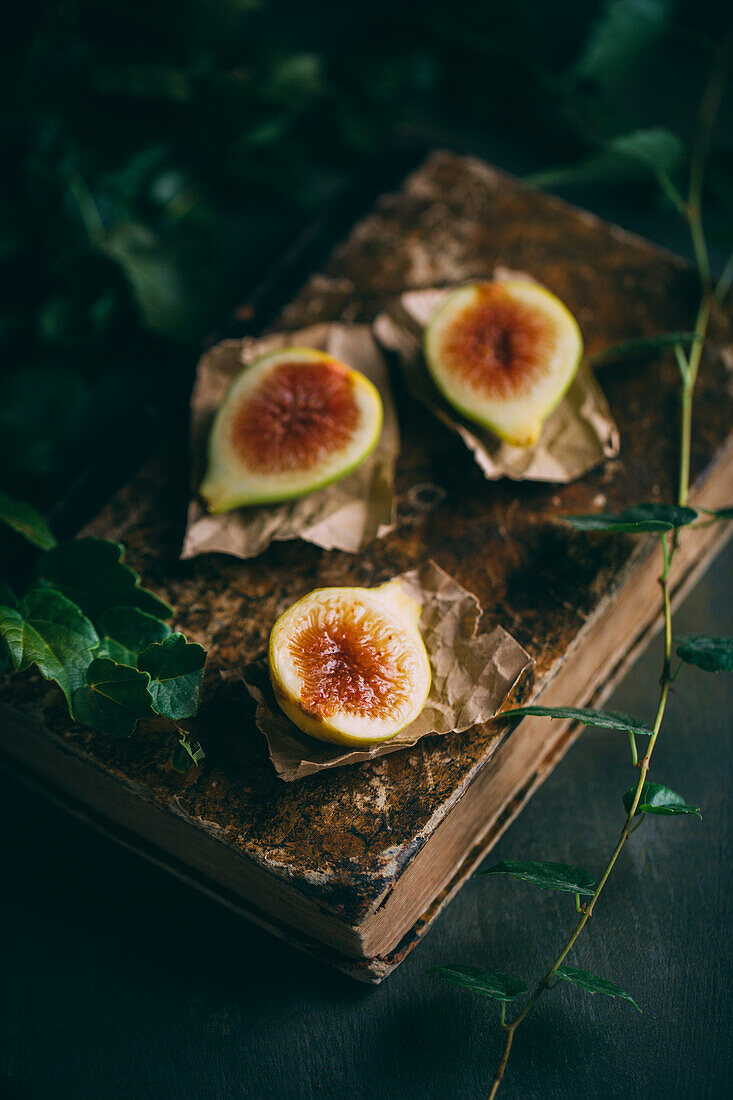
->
[268,579,431,746]
[424,280,583,446]
[201,347,383,512]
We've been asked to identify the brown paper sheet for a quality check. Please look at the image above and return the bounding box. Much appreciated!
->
[181,324,400,560]
[373,273,620,483]
[230,561,533,781]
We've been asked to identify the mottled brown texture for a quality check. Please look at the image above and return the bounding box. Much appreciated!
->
[1,152,732,933]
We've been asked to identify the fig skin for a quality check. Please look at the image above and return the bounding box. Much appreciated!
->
[268,580,431,747]
[200,346,383,513]
[424,280,583,447]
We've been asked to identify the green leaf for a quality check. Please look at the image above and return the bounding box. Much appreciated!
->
[572,0,673,88]
[477,860,596,896]
[137,633,205,720]
[72,658,152,738]
[676,634,733,673]
[39,538,173,622]
[590,332,700,367]
[554,965,641,1012]
[430,966,528,1001]
[528,129,684,191]
[0,584,17,674]
[0,584,18,610]
[623,782,701,818]
[170,731,206,772]
[699,506,733,520]
[563,503,697,533]
[102,222,215,341]
[0,588,98,705]
[0,490,56,550]
[95,606,171,665]
[0,366,90,482]
[499,705,652,736]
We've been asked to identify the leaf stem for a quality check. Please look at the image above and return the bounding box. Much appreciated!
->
[628,730,638,767]
[677,293,712,508]
[687,24,733,291]
[63,165,106,249]
[714,250,733,306]
[488,538,673,1098]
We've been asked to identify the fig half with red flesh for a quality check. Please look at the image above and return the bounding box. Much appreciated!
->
[424,280,583,446]
[268,580,431,746]
[201,347,383,512]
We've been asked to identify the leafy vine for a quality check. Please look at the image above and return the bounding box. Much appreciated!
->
[0,497,207,771]
[431,28,733,1099]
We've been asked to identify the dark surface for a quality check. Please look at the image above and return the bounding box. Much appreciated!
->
[1,541,730,1100]
[1,149,732,1096]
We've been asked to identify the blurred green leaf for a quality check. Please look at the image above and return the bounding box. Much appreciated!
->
[676,634,733,673]
[572,0,673,88]
[528,128,684,190]
[102,222,193,339]
[0,490,56,550]
[699,506,733,520]
[38,289,119,349]
[72,657,152,737]
[590,332,700,366]
[554,965,641,1011]
[0,585,18,610]
[267,53,324,102]
[87,63,193,101]
[0,367,90,481]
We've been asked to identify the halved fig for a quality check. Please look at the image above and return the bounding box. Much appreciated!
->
[201,347,383,512]
[268,579,431,746]
[424,280,583,446]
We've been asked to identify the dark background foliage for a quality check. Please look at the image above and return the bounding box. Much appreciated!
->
[1,0,731,508]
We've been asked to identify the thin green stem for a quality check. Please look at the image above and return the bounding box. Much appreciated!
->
[678,294,712,508]
[63,165,105,248]
[674,343,690,383]
[687,24,733,291]
[485,38,731,1099]
[714,250,733,306]
[489,539,673,1097]
[628,730,638,767]
[654,169,687,217]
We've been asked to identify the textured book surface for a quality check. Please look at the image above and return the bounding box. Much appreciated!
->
[1,152,732,976]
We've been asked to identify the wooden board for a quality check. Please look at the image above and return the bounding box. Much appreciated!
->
[1,151,731,979]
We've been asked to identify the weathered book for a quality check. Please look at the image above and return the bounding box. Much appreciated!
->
[1,151,731,982]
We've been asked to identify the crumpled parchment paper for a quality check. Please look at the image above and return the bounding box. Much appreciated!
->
[181,324,400,560]
[373,271,619,483]
[230,560,533,781]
